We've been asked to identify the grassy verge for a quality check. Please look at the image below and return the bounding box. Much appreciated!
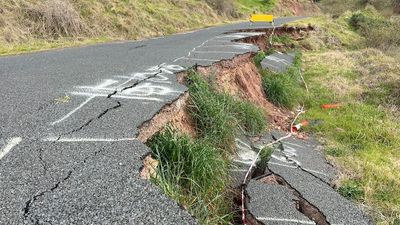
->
[285,11,400,224]
[148,71,267,224]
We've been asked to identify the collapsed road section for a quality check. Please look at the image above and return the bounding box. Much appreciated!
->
[0,19,299,224]
[0,18,374,224]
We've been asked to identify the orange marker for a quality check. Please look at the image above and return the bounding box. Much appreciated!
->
[291,120,309,132]
[321,104,342,109]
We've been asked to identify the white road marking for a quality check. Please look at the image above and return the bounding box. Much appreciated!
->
[0,137,22,160]
[43,137,136,142]
[51,96,95,125]
[180,57,219,62]
[191,50,243,54]
[257,217,316,224]
[269,161,329,177]
[231,169,248,172]
[173,56,185,62]
[268,161,298,169]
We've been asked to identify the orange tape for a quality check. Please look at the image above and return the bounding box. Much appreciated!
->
[321,104,342,109]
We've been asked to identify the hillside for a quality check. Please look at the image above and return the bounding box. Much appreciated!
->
[0,0,319,55]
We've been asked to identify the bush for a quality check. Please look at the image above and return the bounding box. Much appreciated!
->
[149,128,232,224]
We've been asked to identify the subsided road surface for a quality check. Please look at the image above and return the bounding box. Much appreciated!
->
[0,18,302,224]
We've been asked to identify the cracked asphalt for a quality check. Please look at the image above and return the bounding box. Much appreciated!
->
[233,132,373,225]
[0,18,303,224]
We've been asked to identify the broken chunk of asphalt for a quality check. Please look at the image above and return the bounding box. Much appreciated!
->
[234,132,373,225]
[268,164,373,225]
[247,179,316,225]
[261,52,296,73]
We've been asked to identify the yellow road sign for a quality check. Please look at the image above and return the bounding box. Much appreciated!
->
[250,14,274,23]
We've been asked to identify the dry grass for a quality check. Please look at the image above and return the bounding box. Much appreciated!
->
[0,0,322,55]
[24,0,87,38]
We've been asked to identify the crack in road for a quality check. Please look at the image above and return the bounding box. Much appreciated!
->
[270,134,333,186]
[36,148,48,175]
[264,170,331,225]
[56,101,122,141]
[23,144,111,224]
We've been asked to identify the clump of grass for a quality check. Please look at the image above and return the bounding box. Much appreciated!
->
[187,72,266,152]
[253,51,266,67]
[271,34,295,46]
[24,0,87,38]
[149,128,232,224]
[338,179,365,201]
[260,52,304,108]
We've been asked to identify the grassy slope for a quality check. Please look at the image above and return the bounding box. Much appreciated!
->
[288,13,400,224]
[0,0,282,56]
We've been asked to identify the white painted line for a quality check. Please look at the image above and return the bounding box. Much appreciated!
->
[231,169,248,172]
[191,50,243,54]
[173,56,185,62]
[0,137,22,160]
[303,168,329,177]
[268,161,298,169]
[269,161,329,177]
[51,96,95,125]
[257,217,316,224]
[43,137,136,142]
[180,57,219,62]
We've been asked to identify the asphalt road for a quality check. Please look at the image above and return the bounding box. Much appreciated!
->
[0,17,302,224]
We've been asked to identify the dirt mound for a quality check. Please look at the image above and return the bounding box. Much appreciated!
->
[197,53,291,129]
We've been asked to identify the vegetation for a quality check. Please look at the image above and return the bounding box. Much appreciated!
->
[0,0,286,55]
[284,7,400,224]
[260,51,304,108]
[149,128,232,224]
[188,71,267,152]
[148,72,267,224]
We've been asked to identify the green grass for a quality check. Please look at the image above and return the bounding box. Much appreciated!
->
[271,34,296,46]
[284,9,400,223]
[148,72,267,224]
[149,128,232,224]
[187,71,267,152]
[235,0,277,13]
[260,51,305,108]
[338,179,365,201]
[302,51,400,224]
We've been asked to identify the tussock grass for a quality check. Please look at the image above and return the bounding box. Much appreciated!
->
[149,128,232,224]
[187,71,267,152]
[260,51,305,109]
